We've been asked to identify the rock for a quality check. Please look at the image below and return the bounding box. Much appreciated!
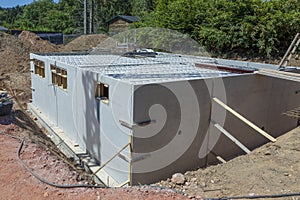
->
[284,172,290,176]
[191,178,197,182]
[171,173,186,185]
[43,192,49,198]
[264,151,271,156]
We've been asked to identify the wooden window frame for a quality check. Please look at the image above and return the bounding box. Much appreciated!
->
[50,65,68,91]
[34,60,45,78]
[95,82,109,104]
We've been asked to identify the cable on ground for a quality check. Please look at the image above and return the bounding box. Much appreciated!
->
[0,131,108,189]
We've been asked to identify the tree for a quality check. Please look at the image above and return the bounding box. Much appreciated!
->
[141,0,300,58]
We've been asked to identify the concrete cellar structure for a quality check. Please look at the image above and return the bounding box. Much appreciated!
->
[29,52,300,186]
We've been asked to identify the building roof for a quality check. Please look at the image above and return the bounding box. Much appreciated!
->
[41,52,258,84]
[0,26,8,31]
[107,15,140,25]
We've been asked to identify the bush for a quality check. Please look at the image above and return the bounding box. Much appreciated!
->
[141,0,300,58]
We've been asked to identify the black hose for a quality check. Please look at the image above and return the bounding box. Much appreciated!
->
[0,131,108,189]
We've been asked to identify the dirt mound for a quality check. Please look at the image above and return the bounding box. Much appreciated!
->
[157,126,300,199]
[18,31,57,53]
[0,31,58,106]
[91,36,136,54]
[60,34,108,52]
[0,32,25,73]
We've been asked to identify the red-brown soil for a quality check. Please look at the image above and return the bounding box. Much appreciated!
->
[0,114,188,200]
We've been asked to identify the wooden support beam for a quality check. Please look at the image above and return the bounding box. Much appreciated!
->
[92,142,131,176]
[210,151,227,164]
[213,122,251,154]
[216,156,227,164]
[213,97,277,142]
[118,180,130,187]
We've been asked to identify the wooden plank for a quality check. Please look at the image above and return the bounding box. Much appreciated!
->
[214,123,251,154]
[92,142,131,176]
[210,151,227,164]
[213,97,277,142]
[118,180,130,187]
[216,156,227,164]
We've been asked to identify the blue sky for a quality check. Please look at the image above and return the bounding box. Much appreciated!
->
[0,0,59,8]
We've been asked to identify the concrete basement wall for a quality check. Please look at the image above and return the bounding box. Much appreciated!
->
[30,54,132,185]
[131,73,300,185]
[30,53,300,185]
[210,74,300,163]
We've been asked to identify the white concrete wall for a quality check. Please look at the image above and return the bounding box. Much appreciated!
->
[30,54,132,184]
[131,74,300,184]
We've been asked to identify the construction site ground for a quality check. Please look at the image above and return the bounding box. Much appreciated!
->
[0,31,300,200]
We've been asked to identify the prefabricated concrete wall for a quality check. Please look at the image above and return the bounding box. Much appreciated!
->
[30,54,132,185]
[209,74,300,163]
[131,79,213,184]
[30,53,300,185]
[131,73,300,184]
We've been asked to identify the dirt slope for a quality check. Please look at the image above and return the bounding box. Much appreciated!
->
[0,31,58,106]
[157,126,300,199]
[60,34,108,52]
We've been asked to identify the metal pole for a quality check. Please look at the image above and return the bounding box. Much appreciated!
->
[84,0,87,35]
[90,0,94,34]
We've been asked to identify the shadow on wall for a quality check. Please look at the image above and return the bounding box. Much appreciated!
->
[81,70,101,163]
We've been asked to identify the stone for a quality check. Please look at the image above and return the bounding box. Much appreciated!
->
[191,178,197,182]
[43,192,49,198]
[171,173,186,185]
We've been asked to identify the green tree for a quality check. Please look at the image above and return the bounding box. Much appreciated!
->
[14,0,56,31]
[141,0,300,58]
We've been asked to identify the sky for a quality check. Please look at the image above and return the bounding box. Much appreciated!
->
[0,0,59,8]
